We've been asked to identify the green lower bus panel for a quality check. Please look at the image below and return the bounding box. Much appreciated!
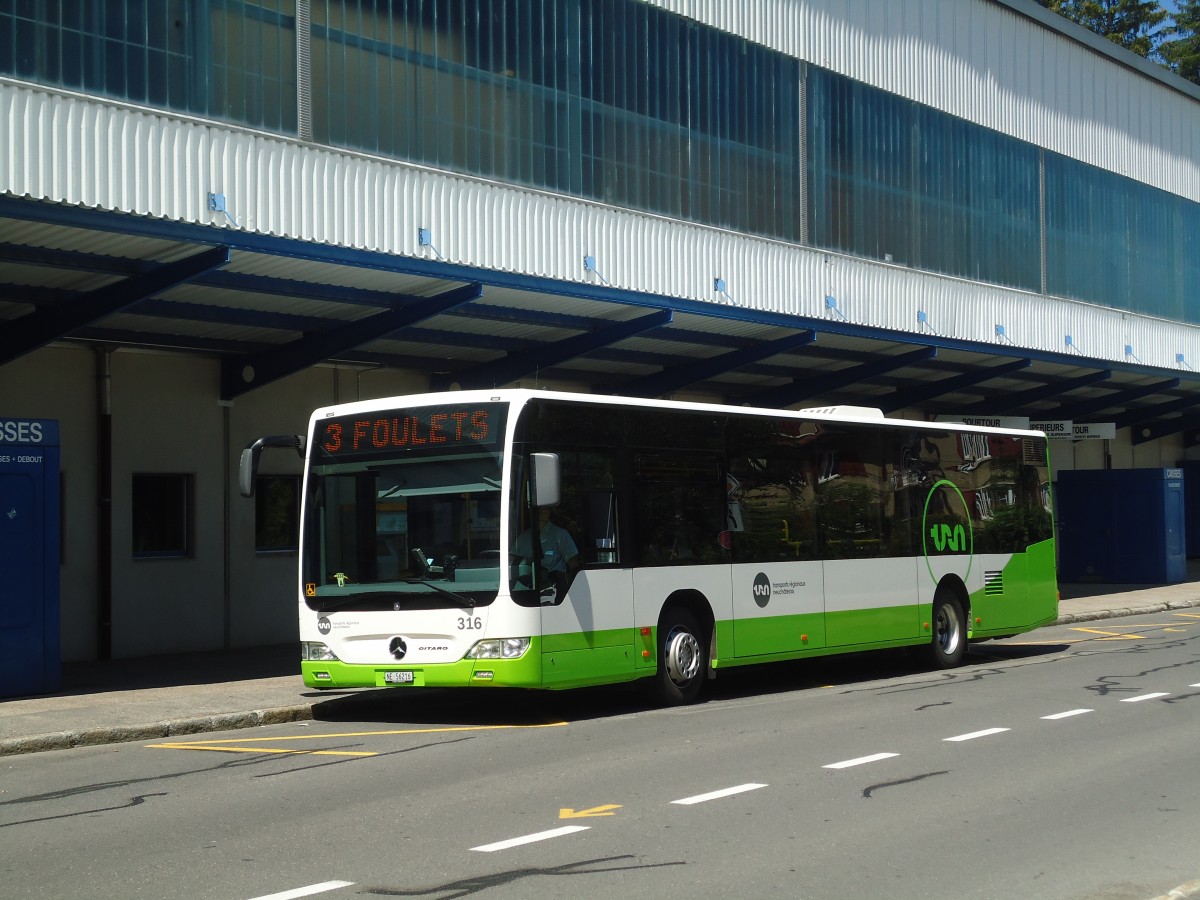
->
[824,606,921,647]
[969,541,1058,637]
[733,612,825,656]
[541,645,639,689]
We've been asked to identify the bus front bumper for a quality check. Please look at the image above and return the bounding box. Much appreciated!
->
[301,653,543,690]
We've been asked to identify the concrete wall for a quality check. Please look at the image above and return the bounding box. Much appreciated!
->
[3,344,430,661]
[2,340,1193,660]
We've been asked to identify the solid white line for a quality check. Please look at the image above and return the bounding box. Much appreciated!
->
[1191,683,1200,688]
[944,727,1010,742]
[822,753,900,770]
[246,882,355,900]
[470,825,590,852]
[671,783,769,805]
[1041,709,1094,720]
[1121,692,1170,703]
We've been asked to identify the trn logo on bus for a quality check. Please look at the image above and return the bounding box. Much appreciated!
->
[921,479,974,585]
[929,523,968,553]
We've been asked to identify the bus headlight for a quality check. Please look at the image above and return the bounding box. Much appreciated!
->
[465,638,531,660]
[301,641,340,661]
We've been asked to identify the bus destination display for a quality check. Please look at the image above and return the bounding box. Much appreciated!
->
[316,403,504,459]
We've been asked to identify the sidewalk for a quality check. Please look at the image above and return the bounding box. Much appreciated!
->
[4,578,1200,756]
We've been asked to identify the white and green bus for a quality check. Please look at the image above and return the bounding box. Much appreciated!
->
[241,389,1057,704]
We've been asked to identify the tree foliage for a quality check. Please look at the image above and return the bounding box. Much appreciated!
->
[1159,0,1200,83]
[1034,0,1200,86]
[1034,0,1167,58]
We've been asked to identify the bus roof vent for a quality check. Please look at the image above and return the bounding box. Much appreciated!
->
[800,405,885,419]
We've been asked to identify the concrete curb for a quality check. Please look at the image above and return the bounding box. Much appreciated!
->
[5,598,1200,757]
[1149,877,1200,900]
[0,704,314,757]
[1055,597,1200,625]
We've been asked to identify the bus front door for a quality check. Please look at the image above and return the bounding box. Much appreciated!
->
[540,569,635,688]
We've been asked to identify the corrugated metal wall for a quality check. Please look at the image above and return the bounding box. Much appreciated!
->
[3,0,1200,373]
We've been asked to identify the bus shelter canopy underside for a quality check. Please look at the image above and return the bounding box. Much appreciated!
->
[1,195,1199,447]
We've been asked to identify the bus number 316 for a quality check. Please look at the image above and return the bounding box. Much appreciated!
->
[458,616,483,631]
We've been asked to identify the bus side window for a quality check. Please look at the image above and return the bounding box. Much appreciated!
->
[547,449,621,567]
[815,427,884,560]
[632,450,725,566]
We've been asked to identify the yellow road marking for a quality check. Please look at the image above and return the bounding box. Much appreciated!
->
[1164,627,1188,632]
[1174,613,1200,619]
[1070,627,1143,641]
[1003,638,1090,645]
[147,722,568,754]
[147,743,377,756]
[559,804,622,819]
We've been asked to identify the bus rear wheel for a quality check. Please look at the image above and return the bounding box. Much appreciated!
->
[928,591,967,669]
[652,608,706,705]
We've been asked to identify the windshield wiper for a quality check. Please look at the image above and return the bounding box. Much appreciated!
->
[313,592,395,613]
[405,578,476,609]
[312,584,475,612]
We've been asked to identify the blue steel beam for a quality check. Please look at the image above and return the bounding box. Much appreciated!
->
[221,283,483,400]
[1115,394,1200,430]
[1131,413,1200,446]
[0,241,150,275]
[953,369,1112,415]
[74,326,459,375]
[744,346,937,409]
[8,196,1200,391]
[451,310,674,390]
[1049,378,1180,420]
[620,330,818,398]
[877,359,1032,413]
[0,245,231,368]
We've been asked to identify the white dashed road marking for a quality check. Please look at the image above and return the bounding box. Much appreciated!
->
[944,727,1010,742]
[1041,709,1093,720]
[1121,692,1171,703]
[822,752,900,770]
[247,882,355,900]
[671,783,769,805]
[471,825,590,852]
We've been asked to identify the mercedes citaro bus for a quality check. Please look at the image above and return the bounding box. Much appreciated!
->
[240,390,1056,704]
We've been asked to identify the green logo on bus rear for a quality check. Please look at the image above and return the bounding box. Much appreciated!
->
[921,479,973,585]
[929,523,967,552]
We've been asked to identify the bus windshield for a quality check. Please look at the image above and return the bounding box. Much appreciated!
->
[301,402,507,611]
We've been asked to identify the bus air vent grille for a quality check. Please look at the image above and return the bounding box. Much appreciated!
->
[984,570,1004,595]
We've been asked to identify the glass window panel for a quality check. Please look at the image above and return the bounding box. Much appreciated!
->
[0,0,294,130]
[132,473,194,559]
[255,474,300,553]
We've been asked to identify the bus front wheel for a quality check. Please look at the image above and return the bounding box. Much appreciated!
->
[928,591,967,669]
[652,608,706,705]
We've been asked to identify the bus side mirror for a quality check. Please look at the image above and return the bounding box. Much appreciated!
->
[531,452,561,508]
[239,435,303,498]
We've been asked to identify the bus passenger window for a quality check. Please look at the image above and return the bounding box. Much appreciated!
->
[632,451,725,566]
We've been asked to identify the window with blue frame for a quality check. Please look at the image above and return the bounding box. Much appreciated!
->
[308,0,800,241]
[806,66,1041,294]
[2,0,1197,324]
[0,0,296,133]
[1045,151,1199,323]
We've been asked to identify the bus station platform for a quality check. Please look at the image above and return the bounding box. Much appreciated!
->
[3,574,1200,756]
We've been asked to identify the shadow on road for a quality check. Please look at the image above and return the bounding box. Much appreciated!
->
[309,640,1070,728]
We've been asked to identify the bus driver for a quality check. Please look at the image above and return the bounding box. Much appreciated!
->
[513,507,581,603]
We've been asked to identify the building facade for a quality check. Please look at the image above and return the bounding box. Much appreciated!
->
[2,0,1198,661]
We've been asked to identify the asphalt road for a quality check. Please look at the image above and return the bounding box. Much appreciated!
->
[3,611,1199,900]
